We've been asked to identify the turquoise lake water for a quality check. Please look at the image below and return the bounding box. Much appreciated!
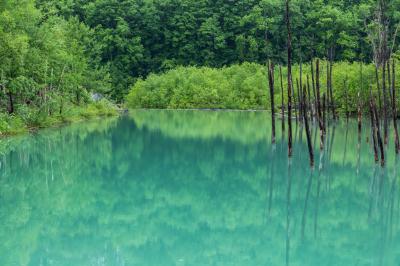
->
[0,110,399,265]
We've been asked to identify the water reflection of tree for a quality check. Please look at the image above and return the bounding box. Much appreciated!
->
[0,112,398,265]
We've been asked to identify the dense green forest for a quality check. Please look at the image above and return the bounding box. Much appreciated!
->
[38,0,400,100]
[2,0,400,132]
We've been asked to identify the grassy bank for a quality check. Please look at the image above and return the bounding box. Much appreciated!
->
[126,62,400,113]
[0,99,118,137]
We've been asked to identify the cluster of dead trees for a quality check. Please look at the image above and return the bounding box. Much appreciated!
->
[266,0,400,167]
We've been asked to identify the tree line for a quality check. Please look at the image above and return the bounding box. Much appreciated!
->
[38,0,400,101]
[0,0,112,133]
[2,0,400,112]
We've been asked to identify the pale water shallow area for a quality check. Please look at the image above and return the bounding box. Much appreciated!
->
[0,110,399,266]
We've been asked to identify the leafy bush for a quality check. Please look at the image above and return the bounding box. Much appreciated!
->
[0,113,27,135]
[0,99,117,136]
[126,61,400,113]
[80,99,118,118]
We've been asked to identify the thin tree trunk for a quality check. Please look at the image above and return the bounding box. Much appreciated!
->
[316,60,324,150]
[344,78,349,121]
[286,0,293,157]
[280,65,285,132]
[311,60,317,120]
[306,75,312,121]
[302,85,314,167]
[300,62,303,119]
[387,61,392,108]
[370,97,379,163]
[326,59,331,119]
[268,61,276,143]
[296,78,302,122]
[382,63,389,144]
[392,59,400,153]
[358,63,363,134]
[322,93,326,135]
[329,47,336,120]
[293,75,298,124]
[316,60,323,131]
[375,66,383,116]
[358,92,362,134]
[372,97,385,166]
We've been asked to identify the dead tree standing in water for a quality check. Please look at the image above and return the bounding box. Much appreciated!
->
[316,60,325,150]
[372,97,385,166]
[328,49,337,120]
[280,65,285,132]
[306,75,312,120]
[286,0,293,157]
[311,61,317,121]
[382,60,389,144]
[358,91,362,136]
[268,61,276,144]
[296,79,302,122]
[358,63,363,136]
[392,59,400,153]
[366,0,399,145]
[322,93,327,135]
[344,77,350,121]
[370,97,379,163]
[302,85,314,167]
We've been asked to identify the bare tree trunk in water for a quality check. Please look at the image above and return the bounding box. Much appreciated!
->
[328,47,337,120]
[302,85,314,167]
[316,60,324,150]
[344,78,349,121]
[268,61,276,143]
[311,61,317,120]
[296,79,301,122]
[358,63,363,134]
[382,63,389,144]
[370,89,379,163]
[286,0,293,157]
[306,75,312,120]
[375,66,383,115]
[372,97,385,166]
[392,59,400,153]
[280,65,285,132]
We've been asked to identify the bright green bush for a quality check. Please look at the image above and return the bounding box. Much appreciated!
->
[80,99,119,118]
[0,114,27,135]
[126,61,400,113]
[0,99,118,137]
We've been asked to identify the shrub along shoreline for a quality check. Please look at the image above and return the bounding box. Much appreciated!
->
[0,99,118,137]
[126,62,400,114]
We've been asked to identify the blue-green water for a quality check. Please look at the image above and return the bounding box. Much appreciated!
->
[0,110,399,266]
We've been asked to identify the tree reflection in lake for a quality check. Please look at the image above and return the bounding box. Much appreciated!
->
[0,110,399,265]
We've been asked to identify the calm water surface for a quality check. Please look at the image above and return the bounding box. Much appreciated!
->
[0,110,399,266]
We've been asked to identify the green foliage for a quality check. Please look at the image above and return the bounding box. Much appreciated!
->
[0,99,117,136]
[0,0,115,135]
[79,99,119,118]
[0,113,27,135]
[36,0,400,100]
[126,63,268,110]
[126,61,397,112]
[1,0,400,111]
